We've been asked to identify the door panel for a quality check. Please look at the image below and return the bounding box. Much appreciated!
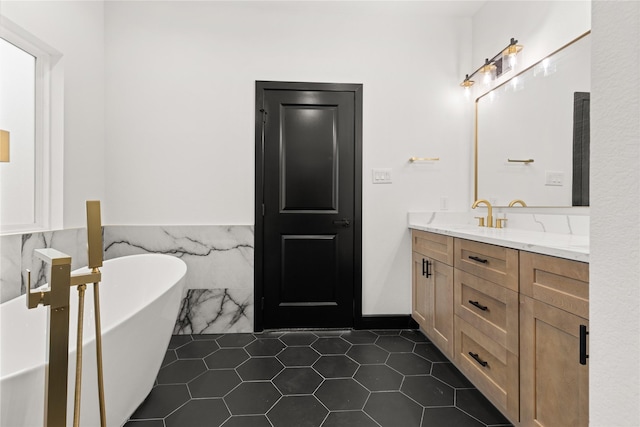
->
[256,82,362,329]
[281,106,338,212]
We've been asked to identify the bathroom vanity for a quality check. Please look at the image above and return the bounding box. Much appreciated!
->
[409,219,589,427]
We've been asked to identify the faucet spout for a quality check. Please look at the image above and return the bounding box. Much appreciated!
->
[472,199,493,227]
[508,199,527,207]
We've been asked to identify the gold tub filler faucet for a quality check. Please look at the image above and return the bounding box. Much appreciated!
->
[25,200,106,427]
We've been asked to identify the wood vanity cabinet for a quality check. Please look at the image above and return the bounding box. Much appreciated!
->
[453,239,520,421]
[519,251,589,427]
[411,230,454,359]
[410,229,590,426]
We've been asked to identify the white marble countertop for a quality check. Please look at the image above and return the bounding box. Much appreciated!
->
[408,213,589,263]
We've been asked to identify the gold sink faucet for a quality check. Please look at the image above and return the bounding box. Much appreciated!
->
[472,199,493,227]
[508,199,527,207]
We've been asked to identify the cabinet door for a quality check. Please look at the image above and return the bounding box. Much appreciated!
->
[520,295,589,427]
[426,259,454,359]
[411,252,428,330]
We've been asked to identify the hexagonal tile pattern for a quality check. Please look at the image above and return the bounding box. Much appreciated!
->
[273,367,323,395]
[129,384,190,419]
[341,330,378,344]
[364,391,423,427]
[313,355,359,378]
[188,369,241,398]
[315,378,369,410]
[279,331,318,346]
[127,329,513,427]
[236,357,284,381]
[267,395,328,427]
[165,398,229,427]
[176,339,220,359]
[401,375,454,407]
[277,346,320,367]
[386,352,432,375]
[157,359,207,384]
[225,382,281,415]
[311,337,351,354]
[216,333,256,348]
[205,348,250,369]
[354,364,403,391]
[245,338,285,356]
[347,344,389,364]
[375,335,415,352]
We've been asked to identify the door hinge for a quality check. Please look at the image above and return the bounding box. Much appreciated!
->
[262,204,265,216]
[259,108,268,123]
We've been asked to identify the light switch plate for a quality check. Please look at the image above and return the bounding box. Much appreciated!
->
[372,168,392,184]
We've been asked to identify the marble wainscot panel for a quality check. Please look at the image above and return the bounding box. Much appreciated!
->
[0,229,88,304]
[103,226,254,334]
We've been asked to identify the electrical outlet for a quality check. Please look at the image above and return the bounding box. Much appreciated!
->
[372,168,392,184]
[545,171,564,186]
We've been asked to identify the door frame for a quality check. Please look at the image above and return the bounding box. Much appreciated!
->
[254,81,363,332]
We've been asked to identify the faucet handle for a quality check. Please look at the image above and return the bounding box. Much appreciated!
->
[496,218,508,229]
[474,216,486,227]
[25,270,50,309]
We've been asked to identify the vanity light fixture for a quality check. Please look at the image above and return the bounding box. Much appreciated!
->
[503,38,524,67]
[0,130,9,162]
[460,38,523,89]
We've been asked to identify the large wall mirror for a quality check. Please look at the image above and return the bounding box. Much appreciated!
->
[475,32,590,207]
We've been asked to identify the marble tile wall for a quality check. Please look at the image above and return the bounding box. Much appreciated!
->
[103,226,254,334]
[0,225,255,334]
[0,229,88,303]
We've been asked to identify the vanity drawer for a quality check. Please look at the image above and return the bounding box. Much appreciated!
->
[520,251,589,319]
[454,316,519,422]
[454,269,519,354]
[454,239,519,291]
[412,230,454,265]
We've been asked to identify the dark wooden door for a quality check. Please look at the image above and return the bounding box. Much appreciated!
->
[255,81,362,329]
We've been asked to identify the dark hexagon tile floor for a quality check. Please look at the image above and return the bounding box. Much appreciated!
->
[125,329,513,427]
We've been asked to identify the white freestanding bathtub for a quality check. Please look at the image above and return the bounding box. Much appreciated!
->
[0,254,187,427]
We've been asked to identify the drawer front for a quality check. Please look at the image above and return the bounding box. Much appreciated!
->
[454,238,519,291]
[412,230,453,265]
[454,316,519,422]
[520,251,589,319]
[454,269,519,354]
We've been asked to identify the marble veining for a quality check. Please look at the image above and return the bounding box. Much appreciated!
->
[408,213,589,262]
[104,225,255,334]
[174,288,253,334]
[2,225,255,334]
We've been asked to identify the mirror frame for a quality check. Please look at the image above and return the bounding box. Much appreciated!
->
[474,31,591,206]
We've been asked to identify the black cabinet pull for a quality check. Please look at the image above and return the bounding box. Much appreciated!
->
[468,352,488,367]
[579,324,589,365]
[468,255,488,264]
[426,259,432,278]
[422,258,427,277]
[468,300,488,311]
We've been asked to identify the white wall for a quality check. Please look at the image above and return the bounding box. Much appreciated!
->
[104,1,476,315]
[590,1,640,424]
[0,1,106,229]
